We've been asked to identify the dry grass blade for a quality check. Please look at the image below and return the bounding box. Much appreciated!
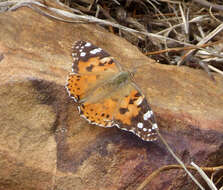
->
[111,0,120,5]
[4,0,196,47]
[197,60,215,81]
[193,0,223,11]
[156,15,210,35]
[179,3,189,36]
[55,0,84,14]
[191,162,218,190]
[208,65,223,76]
[177,22,223,66]
[155,130,205,190]
[211,169,223,188]
[145,39,223,55]
[0,0,17,12]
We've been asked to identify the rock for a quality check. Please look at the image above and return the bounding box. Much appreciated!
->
[0,1,223,190]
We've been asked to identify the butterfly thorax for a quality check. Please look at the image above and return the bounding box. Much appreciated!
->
[83,71,131,104]
[110,71,131,87]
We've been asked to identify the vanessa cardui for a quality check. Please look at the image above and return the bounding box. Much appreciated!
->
[66,41,158,141]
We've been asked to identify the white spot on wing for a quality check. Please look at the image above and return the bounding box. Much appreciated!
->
[152,123,158,129]
[129,129,135,133]
[90,48,101,54]
[85,42,91,47]
[121,128,128,131]
[77,106,81,113]
[80,114,86,119]
[137,122,143,129]
[114,124,119,128]
[135,96,143,105]
[143,110,153,120]
[80,52,86,57]
[143,128,147,132]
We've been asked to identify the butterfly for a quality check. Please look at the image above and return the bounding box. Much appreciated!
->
[66,40,158,141]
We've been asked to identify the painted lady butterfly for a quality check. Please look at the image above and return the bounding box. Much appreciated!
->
[66,41,158,141]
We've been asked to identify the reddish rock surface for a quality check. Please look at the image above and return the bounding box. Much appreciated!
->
[0,1,223,190]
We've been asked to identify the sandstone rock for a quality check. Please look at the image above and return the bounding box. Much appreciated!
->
[0,1,223,190]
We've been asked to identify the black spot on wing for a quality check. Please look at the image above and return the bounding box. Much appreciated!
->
[86,64,94,72]
[135,92,141,97]
[119,108,129,114]
[129,99,134,104]
[99,62,106,66]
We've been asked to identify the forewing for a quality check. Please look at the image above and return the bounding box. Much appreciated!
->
[66,41,121,102]
[71,40,121,74]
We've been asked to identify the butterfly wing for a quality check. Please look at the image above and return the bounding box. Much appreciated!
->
[78,80,158,141]
[66,40,121,102]
[66,41,158,141]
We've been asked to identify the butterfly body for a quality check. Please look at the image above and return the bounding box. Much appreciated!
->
[66,41,158,141]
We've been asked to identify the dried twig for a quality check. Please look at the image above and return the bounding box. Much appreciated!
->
[2,0,196,47]
[145,39,223,55]
[193,0,223,11]
[208,65,223,76]
[137,164,223,190]
[155,130,205,190]
[177,23,223,66]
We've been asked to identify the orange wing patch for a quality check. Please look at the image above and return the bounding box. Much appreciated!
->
[114,90,143,125]
[79,98,118,127]
[76,57,119,74]
[71,40,121,74]
[66,73,97,101]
